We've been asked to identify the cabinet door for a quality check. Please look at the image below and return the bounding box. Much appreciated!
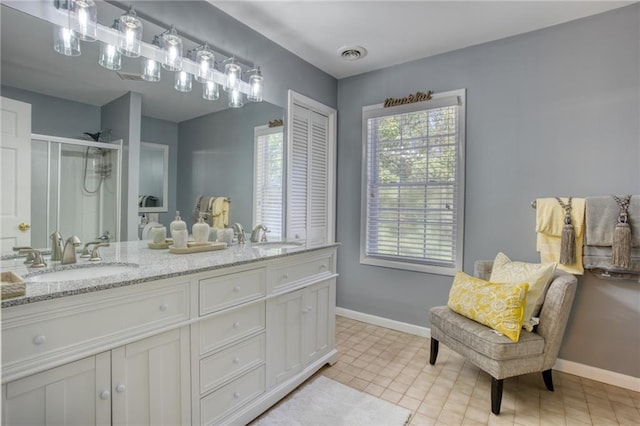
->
[303,279,336,365]
[268,289,304,386]
[2,352,111,426]
[112,327,190,426]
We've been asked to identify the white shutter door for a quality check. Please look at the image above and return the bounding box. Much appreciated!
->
[308,111,329,245]
[287,103,310,240]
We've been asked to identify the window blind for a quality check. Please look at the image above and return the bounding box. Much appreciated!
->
[254,126,284,240]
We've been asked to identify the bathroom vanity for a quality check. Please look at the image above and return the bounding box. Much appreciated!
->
[1,240,338,425]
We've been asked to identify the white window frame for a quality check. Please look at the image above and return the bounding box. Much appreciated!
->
[253,124,284,240]
[360,89,466,276]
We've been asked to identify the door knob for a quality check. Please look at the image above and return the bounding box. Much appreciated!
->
[18,223,30,231]
[100,390,110,400]
[115,384,126,393]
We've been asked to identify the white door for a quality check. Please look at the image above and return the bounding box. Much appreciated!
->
[0,97,31,253]
[111,328,190,426]
[303,279,335,365]
[2,353,111,426]
[268,289,304,386]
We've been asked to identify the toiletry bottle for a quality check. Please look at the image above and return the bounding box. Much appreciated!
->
[170,211,188,249]
[192,212,210,245]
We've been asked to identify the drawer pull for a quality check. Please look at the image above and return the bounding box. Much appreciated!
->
[232,321,240,329]
[33,335,46,345]
[159,303,168,312]
[233,285,241,293]
[233,357,241,364]
[233,392,241,399]
[115,384,126,393]
[100,390,110,400]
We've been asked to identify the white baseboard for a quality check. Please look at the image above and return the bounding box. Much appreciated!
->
[335,307,640,392]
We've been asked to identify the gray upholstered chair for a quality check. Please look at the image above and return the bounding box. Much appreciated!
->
[429,260,577,415]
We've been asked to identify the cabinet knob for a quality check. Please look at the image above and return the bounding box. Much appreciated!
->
[233,285,241,293]
[233,357,241,364]
[100,390,110,400]
[233,392,241,399]
[33,335,46,345]
[232,321,240,329]
[115,384,126,393]
[159,303,168,312]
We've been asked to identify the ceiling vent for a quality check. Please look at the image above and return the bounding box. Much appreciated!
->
[116,71,145,81]
[338,45,367,61]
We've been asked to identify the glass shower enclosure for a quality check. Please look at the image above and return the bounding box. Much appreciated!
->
[31,134,122,250]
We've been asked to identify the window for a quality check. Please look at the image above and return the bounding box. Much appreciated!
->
[361,89,466,275]
[254,125,284,240]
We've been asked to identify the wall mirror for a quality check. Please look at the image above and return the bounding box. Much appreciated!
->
[139,142,168,213]
[0,2,284,255]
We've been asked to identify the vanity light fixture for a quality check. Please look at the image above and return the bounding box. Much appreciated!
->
[98,19,122,70]
[247,67,264,102]
[195,43,215,83]
[224,57,242,92]
[175,70,193,92]
[118,6,143,58]
[53,25,81,56]
[141,36,162,82]
[228,88,244,108]
[203,80,220,101]
[161,25,183,71]
[68,0,97,42]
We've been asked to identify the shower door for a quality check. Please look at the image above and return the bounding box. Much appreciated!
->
[31,134,122,250]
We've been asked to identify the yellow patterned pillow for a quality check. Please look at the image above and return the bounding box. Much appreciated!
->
[489,252,556,332]
[447,271,529,342]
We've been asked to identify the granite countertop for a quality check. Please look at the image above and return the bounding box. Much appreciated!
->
[1,240,339,308]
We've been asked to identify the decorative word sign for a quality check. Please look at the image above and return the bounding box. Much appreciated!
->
[384,91,433,108]
[269,119,284,128]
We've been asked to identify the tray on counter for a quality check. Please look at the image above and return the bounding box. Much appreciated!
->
[1,271,26,299]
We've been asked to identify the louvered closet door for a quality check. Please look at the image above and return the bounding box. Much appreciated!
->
[308,111,329,245]
[287,103,310,241]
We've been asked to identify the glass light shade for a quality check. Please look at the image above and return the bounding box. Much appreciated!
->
[162,27,183,71]
[196,46,215,83]
[247,69,264,102]
[69,0,97,42]
[53,26,81,56]
[203,81,219,101]
[228,88,244,108]
[224,60,241,92]
[118,9,143,58]
[98,42,122,70]
[175,71,192,92]
[142,58,161,82]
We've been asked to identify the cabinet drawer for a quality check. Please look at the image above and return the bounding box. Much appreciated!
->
[200,333,265,395]
[199,268,266,316]
[201,365,265,426]
[199,302,265,355]
[2,280,190,372]
[270,252,334,293]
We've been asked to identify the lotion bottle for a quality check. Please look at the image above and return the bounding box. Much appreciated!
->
[170,211,188,249]
[192,212,210,244]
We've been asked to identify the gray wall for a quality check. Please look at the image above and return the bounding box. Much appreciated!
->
[177,102,284,230]
[141,116,179,227]
[336,4,640,378]
[1,85,100,138]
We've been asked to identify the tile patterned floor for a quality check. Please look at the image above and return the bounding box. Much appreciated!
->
[314,316,640,425]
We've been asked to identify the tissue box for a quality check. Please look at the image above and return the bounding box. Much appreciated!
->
[1,271,26,300]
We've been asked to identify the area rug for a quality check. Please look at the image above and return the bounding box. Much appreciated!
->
[254,375,412,426]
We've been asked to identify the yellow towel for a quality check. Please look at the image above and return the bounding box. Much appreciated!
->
[535,197,585,275]
[211,197,229,229]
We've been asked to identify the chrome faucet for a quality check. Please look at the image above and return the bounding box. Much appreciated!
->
[13,246,35,264]
[50,231,63,261]
[97,230,111,242]
[61,236,81,265]
[80,241,102,258]
[250,224,268,243]
[89,243,110,262]
[232,223,246,244]
[25,249,47,268]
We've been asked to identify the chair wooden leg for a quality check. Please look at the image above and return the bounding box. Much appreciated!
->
[491,377,503,415]
[429,338,439,365]
[542,369,554,392]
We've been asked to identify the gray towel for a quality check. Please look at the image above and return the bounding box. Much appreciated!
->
[583,246,640,271]
[585,196,640,247]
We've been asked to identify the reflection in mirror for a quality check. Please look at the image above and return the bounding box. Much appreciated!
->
[139,142,168,213]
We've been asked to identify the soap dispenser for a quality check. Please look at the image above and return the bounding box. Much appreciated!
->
[170,211,188,249]
[192,212,210,245]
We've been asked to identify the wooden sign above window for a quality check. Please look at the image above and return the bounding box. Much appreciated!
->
[384,90,433,108]
[268,119,284,128]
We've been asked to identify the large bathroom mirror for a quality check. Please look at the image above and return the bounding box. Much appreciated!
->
[139,142,169,213]
[0,2,285,255]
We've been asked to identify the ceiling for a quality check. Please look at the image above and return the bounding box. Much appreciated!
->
[211,0,635,79]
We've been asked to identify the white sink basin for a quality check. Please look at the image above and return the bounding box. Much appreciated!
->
[254,241,304,249]
[26,264,139,283]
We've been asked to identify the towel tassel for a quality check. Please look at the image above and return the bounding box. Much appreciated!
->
[612,213,631,269]
[556,197,576,265]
